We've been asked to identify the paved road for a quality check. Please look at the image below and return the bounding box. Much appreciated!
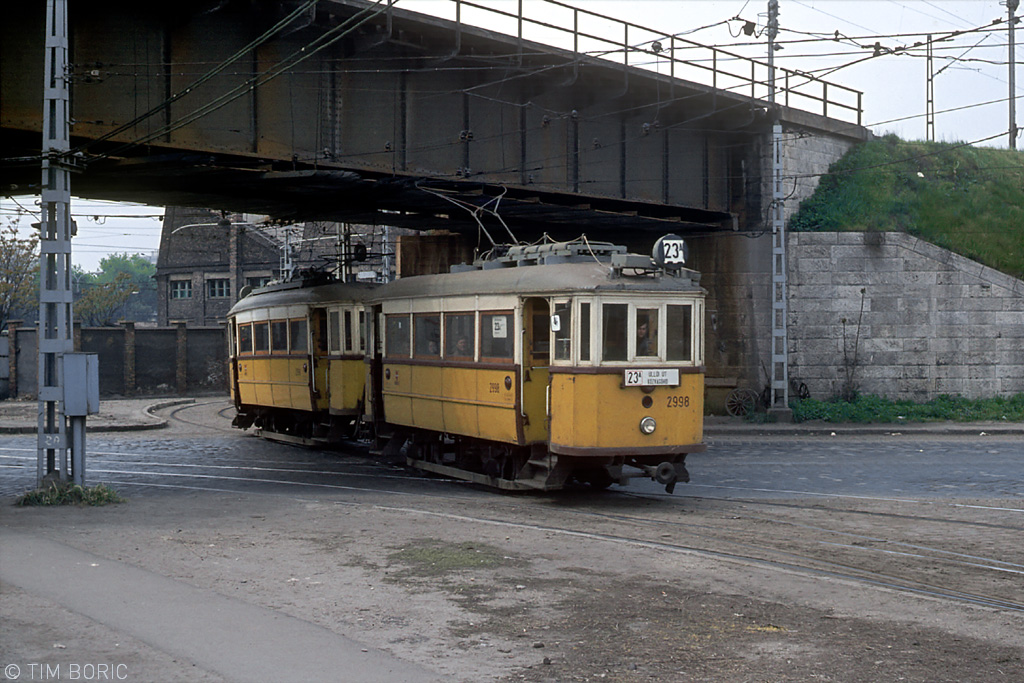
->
[2,420,1021,501]
[2,403,1022,683]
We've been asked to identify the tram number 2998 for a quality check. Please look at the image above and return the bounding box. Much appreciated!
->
[666,395,690,408]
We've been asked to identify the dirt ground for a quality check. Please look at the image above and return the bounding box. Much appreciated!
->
[3,480,1022,682]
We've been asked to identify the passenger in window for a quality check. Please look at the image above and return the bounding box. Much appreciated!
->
[455,336,470,356]
[637,317,652,356]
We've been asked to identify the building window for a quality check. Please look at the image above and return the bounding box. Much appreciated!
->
[171,280,192,299]
[246,276,272,289]
[207,279,230,299]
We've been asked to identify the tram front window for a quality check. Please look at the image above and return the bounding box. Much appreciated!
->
[636,308,658,357]
[602,304,628,361]
[666,304,692,361]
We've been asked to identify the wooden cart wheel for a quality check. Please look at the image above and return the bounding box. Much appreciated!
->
[725,388,759,417]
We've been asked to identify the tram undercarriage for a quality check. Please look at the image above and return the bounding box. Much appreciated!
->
[233,406,359,447]
[396,431,690,493]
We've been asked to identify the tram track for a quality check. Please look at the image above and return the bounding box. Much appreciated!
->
[83,473,1024,615]
[35,451,1023,617]
[5,406,1022,620]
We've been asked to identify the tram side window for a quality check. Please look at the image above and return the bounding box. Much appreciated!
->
[253,322,270,353]
[359,311,366,353]
[290,319,308,353]
[385,315,410,357]
[328,310,341,354]
[666,305,692,361]
[271,321,288,353]
[552,302,572,361]
[481,312,513,361]
[313,312,327,353]
[344,310,353,352]
[636,308,659,358]
[579,303,591,362]
[414,315,441,358]
[238,324,253,355]
[602,304,628,361]
[445,313,475,359]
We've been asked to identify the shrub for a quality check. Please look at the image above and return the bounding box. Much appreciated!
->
[789,393,1024,424]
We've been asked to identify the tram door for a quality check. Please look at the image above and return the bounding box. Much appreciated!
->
[365,304,385,433]
[521,298,550,441]
[310,308,329,411]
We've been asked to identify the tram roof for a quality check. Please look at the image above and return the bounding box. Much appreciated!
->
[372,261,703,302]
[228,279,377,315]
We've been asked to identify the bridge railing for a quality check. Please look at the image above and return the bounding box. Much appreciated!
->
[405,0,862,125]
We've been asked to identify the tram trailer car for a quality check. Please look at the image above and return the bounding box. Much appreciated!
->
[228,279,375,443]
[369,238,706,493]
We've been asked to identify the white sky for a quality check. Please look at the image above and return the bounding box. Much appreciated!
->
[3,0,1019,271]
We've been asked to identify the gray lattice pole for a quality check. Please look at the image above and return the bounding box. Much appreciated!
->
[1010,0,1019,150]
[37,0,76,486]
[770,123,790,415]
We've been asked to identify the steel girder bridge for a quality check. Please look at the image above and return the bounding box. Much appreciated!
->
[1,0,864,244]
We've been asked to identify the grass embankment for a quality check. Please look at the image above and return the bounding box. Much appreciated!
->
[789,135,1024,279]
[789,393,1024,424]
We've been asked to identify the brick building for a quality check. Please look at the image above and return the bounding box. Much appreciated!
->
[154,207,283,326]
[154,208,399,326]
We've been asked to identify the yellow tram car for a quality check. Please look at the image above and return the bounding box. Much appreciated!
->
[370,238,706,492]
[228,278,373,443]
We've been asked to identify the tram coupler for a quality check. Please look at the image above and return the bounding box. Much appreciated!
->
[619,461,689,494]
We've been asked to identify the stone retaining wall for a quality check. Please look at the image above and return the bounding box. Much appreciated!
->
[788,231,1024,401]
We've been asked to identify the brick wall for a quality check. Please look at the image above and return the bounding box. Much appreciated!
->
[6,323,227,398]
[789,231,1024,401]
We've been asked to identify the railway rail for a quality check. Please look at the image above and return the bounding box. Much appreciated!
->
[3,401,1021,620]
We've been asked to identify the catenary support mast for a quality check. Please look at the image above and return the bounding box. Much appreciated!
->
[1010,0,1019,150]
[37,0,77,485]
[767,1,790,414]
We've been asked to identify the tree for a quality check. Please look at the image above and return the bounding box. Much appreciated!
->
[0,222,38,330]
[74,253,157,324]
[75,272,136,326]
[95,253,156,322]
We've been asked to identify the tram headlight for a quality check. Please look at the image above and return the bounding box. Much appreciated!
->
[639,416,657,435]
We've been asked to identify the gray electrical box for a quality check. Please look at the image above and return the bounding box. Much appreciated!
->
[63,353,100,416]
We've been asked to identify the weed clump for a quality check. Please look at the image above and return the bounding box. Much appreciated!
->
[15,482,125,507]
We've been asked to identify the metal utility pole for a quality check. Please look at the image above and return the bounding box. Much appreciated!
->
[37,0,76,485]
[769,123,789,414]
[766,1,789,416]
[767,0,779,102]
[1009,0,1019,150]
[926,35,935,142]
